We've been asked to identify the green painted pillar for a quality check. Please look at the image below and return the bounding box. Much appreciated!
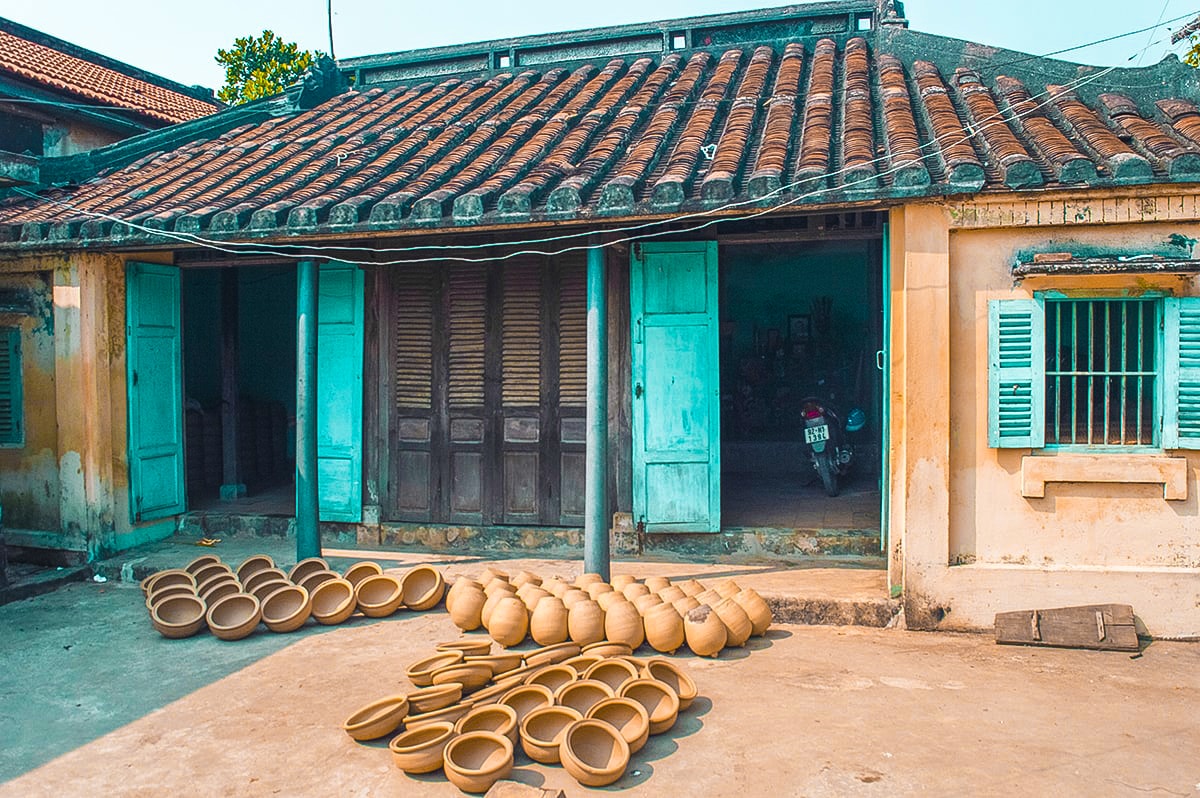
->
[296,259,321,561]
[584,238,609,579]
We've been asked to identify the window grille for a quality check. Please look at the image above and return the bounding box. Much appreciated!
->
[0,327,22,445]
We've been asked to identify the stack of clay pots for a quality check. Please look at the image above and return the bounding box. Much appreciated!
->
[141,554,447,641]
[345,637,700,792]
[443,567,772,659]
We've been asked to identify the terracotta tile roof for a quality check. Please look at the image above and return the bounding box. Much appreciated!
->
[0,26,218,124]
[5,32,1200,246]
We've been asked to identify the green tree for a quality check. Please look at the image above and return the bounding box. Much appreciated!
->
[215,31,324,105]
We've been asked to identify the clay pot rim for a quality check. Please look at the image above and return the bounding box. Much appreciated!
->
[145,584,196,609]
[524,641,579,662]
[431,662,492,684]
[562,718,631,775]
[499,682,555,709]
[455,703,518,736]
[184,554,223,573]
[287,557,330,582]
[582,641,634,657]
[526,663,576,685]
[408,650,465,679]
[586,696,650,730]
[618,678,681,720]
[197,571,239,593]
[310,578,355,611]
[355,574,404,608]
[409,682,463,700]
[584,658,640,685]
[644,658,699,700]
[444,730,513,776]
[145,569,196,592]
[235,554,274,573]
[261,585,310,622]
[555,678,615,704]
[404,701,473,727]
[389,721,455,753]
[342,694,409,733]
[464,653,522,672]
[519,705,583,744]
[342,561,383,582]
[205,592,261,631]
[150,594,206,627]
[560,654,603,674]
[401,565,444,605]
[242,568,287,591]
[436,639,493,656]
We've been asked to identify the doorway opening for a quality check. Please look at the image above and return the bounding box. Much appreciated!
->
[181,266,297,515]
[718,238,883,533]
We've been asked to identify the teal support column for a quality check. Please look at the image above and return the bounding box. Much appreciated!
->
[296,259,321,561]
[584,238,609,579]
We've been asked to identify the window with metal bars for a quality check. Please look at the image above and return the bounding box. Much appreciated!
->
[1044,298,1158,447]
[0,326,22,446]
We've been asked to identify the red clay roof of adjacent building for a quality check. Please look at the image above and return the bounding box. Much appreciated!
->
[0,23,219,125]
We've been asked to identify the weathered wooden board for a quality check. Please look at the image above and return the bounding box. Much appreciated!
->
[995,604,1138,651]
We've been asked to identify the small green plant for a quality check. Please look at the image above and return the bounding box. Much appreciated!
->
[215,31,325,105]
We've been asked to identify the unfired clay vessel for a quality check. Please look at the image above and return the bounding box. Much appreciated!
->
[529,596,569,645]
[431,662,492,693]
[609,574,637,590]
[584,659,640,692]
[567,599,605,646]
[684,605,726,657]
[242,568,286,595]
[234,554,274,584]
[184,555,222,575]
[714,597,753,647]
[407,651,465,687]
[261,584,312,633]
[287,557,329,585]
[150,594,207,639]
[498,684,554,725]
[342,694,409,740]
[618,678,680,735]
[733,588,773,636]
[486,596,529,648]
[449,583,487,631]
[205,593,261,641]
[603,600,645,650]
[437,639,492,657]
[389,721,455,774]
[520,705,582,764]
[298,569,339,594]
[400,565,445,611]
[555,679,615,716]
[560,719,631,788]
[585,697,650,754]
[407,682,464,714]
[355,574,404,617]
[341,561,382,587]
[643,657,698,711]
[455,703,519,744]
[523,642,580,667]
[525,664,577,694]
[443,731,514,794]
[643,603,685,654]
[309,578,356,625]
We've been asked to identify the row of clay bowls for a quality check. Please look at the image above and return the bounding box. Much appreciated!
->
[142,555,447,640]
[344,638,699,791]
[445,567,773,658]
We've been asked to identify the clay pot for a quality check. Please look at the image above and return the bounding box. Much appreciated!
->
[464,653,523,678]
[146,584,195,611]
[437,639,492,658]
[560,588,589,609]
[184,554,222,575]
[466,677,524,708]
[242,568,287,595]
[560,654,603,674]
[150,594,207,639]
[443,731,513,793]
[445,577,483,614]
[621,582,651,601]
[584,581,614,600]
[498,683,554,725]
[145,569,195,596]
[389,721,455,774]
[714,579,741,599]
[610,574,637,590]
[431,662,493,693]
[405,701,473,729]
[634,593,665,617]
[449,583,488,631]
[401,565,445,611]
[191,562,233,587]
[657,585,687,603]
[644,576,672,592]
[455,703,519,744]
[584,659,640,692]
[407,682,464,714]
[287,557,329,585]
[235,555,275,583]
[200,580,241,609]
[407,651,465,687]
[582,641,633,658]
[714,597,753,647]
[542,577,570,597]
[341,561,382,587]
[604,601,645,650]
[261,584,312,633]
[524,641,580,667]
[567,599,605,646]
[695,589,723,608]
[529,596,569,645]
[643,657,698,711]
[341,694,409,741]
[575,572,604,588]
[249,578,290,605]
[671,595,701,616]
[643,603,685,654]
[205,593,261,641]
[477,566,509,584]
[355,574,405,617]
[520,705,582,764]
[298,569,340,594]
[586,697,650,754]
[517,585,551,612]
[309,578,356,625]
[678,578,705,597]
[480,590,513,629]
[486,597,529,648]
[618,678,680,735]
[733,588,773,636]
[684,605,727,657]
[560,719,631,788]
[555,679,615,716]
[525,664,577,694]
[596,591,627,612]
[196,572,238,598]
[511,570,542,588]
[484,577,516,597]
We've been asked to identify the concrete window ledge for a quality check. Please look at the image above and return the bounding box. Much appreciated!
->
[1022,453,1189,500]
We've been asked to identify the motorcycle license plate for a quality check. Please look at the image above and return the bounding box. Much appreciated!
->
[804,424,830,444]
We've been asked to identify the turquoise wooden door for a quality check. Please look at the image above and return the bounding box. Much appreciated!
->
[631,241,721,533]
[317,263,364,522]
[126,261,185,522]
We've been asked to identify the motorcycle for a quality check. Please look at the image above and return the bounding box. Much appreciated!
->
[800,398,865,497]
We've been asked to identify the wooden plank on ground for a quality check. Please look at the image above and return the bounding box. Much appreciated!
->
[995,604,1139,651]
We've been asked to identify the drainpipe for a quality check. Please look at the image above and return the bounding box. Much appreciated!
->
[584,237,609,579]
[296,260,321,561]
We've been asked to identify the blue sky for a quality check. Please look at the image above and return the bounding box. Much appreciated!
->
[1,0,1194,91]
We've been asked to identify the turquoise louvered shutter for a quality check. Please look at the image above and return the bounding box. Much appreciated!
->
[316,262,364,522]
[987,298,1045,448]
[1162,297,1200,450]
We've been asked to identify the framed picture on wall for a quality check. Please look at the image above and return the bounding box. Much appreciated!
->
[789,313,811,355]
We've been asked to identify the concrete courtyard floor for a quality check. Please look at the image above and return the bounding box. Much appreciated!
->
[1,546,1198,796]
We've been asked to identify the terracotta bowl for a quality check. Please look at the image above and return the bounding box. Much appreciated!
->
[235,554,275,583]
[524,642,581,668]
[242,568,287,595]
[464,652,523,677]
[249,578,291,605]
[196,572,239,599]
[342,694,410,741]
[205,593,262,641]
[498,684,555,725]
[144,569,195,597]
[443,731,514,794]
[150,594,207,639]
[520,705,582,764]
[298,569,340,594]
[389,721,455,774]
[436,639,493,658]
[555,679,615,716]
[341,560,382,587]
[184,554,223,575]
[404,701,472,729]
[261,585,312,633]
[355,574,405,617]
[430,662,492,693]
[200,580,241,609]
[190,562,233,587]
[585,697,650,754]
[464,676,524,708]
[287,557,329,585]
[407,651,465,687]
[310,578,356,625]
[560,654,603,675]
[146,584,196,611]
[582,641,633,659]
[401,565,446,611]
[407,682,464,714]
[560,718,631,788]
[525,664,577,694]
[455,703,519,744]
[583,659,640,692]
[643,657,698,711]
[618,678,680,735]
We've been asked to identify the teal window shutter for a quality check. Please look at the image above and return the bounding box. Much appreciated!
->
[0,327,22,446]
[988,298,1045,448]
[1162,297,1200,449]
